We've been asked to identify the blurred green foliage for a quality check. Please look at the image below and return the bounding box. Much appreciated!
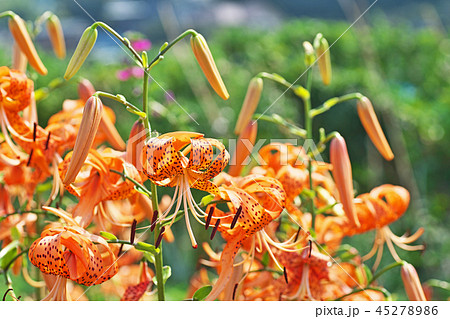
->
[0,17,449,300]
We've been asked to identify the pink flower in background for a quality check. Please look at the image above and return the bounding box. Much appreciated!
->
[131,39,151,51]
[116,69,131,81]
[131,66,144,78]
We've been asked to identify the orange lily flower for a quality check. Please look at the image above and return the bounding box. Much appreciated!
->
[204,174,288,300]
[59,147,141,228]
[319,184,424,270]
[141,131,229,248]
[28,207,119,300]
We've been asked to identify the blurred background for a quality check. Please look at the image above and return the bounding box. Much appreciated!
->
[0,0,449,300]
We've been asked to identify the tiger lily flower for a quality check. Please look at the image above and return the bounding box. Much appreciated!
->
[141,131,229,248]
[204,174,290,300]
[59,147,141,228]
[318,184,424,270]
[28,207,119,300]
[355,185,424,270]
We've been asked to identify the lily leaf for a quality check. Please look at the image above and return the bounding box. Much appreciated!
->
[99,231,118,241]
[192,285,212,301]
[135,242,160,255]
[143,252,155,265]
[152,265,171,286]
[0,240,19,270]
[200,194,215,207]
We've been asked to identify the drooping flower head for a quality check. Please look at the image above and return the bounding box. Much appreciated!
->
[29,208,118,287]
[141,131,229,248]
[59,147,141,228]
[204,173,288,300]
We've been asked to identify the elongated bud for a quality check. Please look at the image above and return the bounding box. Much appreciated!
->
[357,96,394,161]
[63,96,103,184]
[78,79,96,102]
[190,33,229,100]
[303,41,315,67]
[46,14,66,59]
[77,79,125,150]
[234,77,263,135]
[64,26,98,80]
[8,14,47,75]
[126,119,147,170]
[401,262,427,301]
[330,135,359,227]
[12,42,27,72]
[229,121,258,177]
[313,33,331,85]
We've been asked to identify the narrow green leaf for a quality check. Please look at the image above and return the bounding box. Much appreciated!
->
[143,252,155,265]
[193,286,212,301]
[135,242,160,255]
[0,240,19,269]
[99,231,118,241]
[261,252,269,267]
[152,265,171,286]
[10,226,20,241]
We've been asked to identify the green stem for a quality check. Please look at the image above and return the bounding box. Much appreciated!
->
[257,72,293,90]
[141,52,164,301]
[334,286,391,301]
[147,29,198,70]
[151,183,165,301]
[304,68,315,230]
[368,261,405,286]
[94,91,146,118]
[142,71,151,132]
[310,92,363,118]
[0,11,15,19]
[252,114,307,138]
[0,210,52,222]
[92,22,143,66]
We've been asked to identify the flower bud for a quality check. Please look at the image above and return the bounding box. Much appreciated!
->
[401,262,427,301]
[190,33,229,100]
[77,79,96,102]
[64,26,98,80]
[46,14,66,59]
[234,77,263,135]
[126,119,147,170]
[229,121,258,177]
[12,42,27,72]
[330,135,359,227]
[313,33,331,85]
[63,96,103,184]
[357,96,394,161]
[303,41,315,67]
[8,14,47,75]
